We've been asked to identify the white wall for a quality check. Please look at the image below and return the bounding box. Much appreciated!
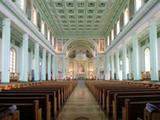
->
[137,36,160,75]
[0,37,22,74]
[11,44,21,73]
[140,43,149,73]
[158,37,160,70]
[0,38,2,72]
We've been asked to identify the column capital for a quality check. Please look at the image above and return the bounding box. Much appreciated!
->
[149,19,157,25]
[3,18,11,26]
[23,33,29,39]
[43,48,46,52]
[35,42,39,46]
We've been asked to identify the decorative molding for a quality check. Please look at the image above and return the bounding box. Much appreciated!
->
[1,0,56,55]
[105,0,159,55]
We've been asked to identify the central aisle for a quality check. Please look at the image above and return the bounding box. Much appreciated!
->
[57,80,107,120]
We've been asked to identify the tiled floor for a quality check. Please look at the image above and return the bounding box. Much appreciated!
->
[57,80,107,120]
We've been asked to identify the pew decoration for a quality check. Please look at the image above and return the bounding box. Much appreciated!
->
[0,80,77,120]
[86,80,160,120]
[144,103,160,120]
[10,73,19,82]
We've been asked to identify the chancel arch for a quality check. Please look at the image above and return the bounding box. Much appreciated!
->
[65,40,97,80]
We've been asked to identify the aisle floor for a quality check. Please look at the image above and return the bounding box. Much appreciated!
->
[57,80,107,120]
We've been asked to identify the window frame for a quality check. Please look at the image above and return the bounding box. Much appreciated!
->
[144,47,150,72]
[10,48,16,73]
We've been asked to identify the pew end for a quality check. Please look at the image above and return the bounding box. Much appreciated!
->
[144,108,160,120]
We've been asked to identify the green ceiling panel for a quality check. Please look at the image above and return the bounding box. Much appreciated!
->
[34,0,124,39]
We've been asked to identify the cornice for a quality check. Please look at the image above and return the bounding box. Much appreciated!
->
[104,0,158,55]
[1,0,57,56]
[103,0,127,36]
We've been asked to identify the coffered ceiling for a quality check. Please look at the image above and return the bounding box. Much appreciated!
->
[34,0,126,39]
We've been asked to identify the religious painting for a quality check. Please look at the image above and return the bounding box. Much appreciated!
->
[99,39,105,52]
[78,63,85,74]
[89,71,93,79]
[69,62,74,72]
[56,40,63,52]
[89,62,93,71]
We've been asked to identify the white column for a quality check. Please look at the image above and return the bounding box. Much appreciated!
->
[116,51,120,80]
[128,48,132,79]
[111,54,115,80]
[132,33,140,80]
[42,49,46,80]
[34,43,39,81]
[52,55,55,80]
[107,54,111,80]
[106,55,110,80]
[104,55,107,80]
[62,55,66,80]
[1,19,11,83]
[122,46,127,80]
[55,56,58,79]
[149,21,158,81]
[48,53,51,80]
[20,33,29,82]
[51,55,54,80]
[96,54,99,79]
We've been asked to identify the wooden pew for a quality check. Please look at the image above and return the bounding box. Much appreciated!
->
[96,86,159,116]
[0,100,41,120]
[85,80,160,119]
[1,81,77,119]
[0,107,19,120]
[122,99,160,120]
[5,85,67,113]
[144,108,160,120]
[0,92,54,120]
[0,95,50,120]
[113,93,160,120]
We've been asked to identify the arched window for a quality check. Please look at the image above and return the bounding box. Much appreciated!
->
[135,0,143,12]
[16,0,25,10]
[116,20,120,35]
[111,29,114,41]
[126,57,129,74]
[124,8,129,25]
[10,48,16,73]
[107,36,110,46]
[144,48,150,72]
[32,6,37,25]
[120,60,123,81]
[41,20,45,34]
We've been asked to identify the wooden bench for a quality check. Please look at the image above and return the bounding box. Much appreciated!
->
[104,89,160,115]
[0,100,41,120]
[113,93,160,120]
[0,95,50,120]
[144,108,160,120]
[0,92,57,120]
[97,86,158,116]
[85,80,160,120]
[122,99,160,120]
[0,107,19,120]
[0,81,77,120]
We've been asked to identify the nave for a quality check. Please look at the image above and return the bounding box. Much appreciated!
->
[1,79,160,120]
[57,80,106,120]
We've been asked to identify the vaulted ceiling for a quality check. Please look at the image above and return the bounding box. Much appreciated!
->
[34,0,126,39]
[67,40,95,58]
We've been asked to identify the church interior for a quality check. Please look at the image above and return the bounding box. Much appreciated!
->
[0,0,160,120]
